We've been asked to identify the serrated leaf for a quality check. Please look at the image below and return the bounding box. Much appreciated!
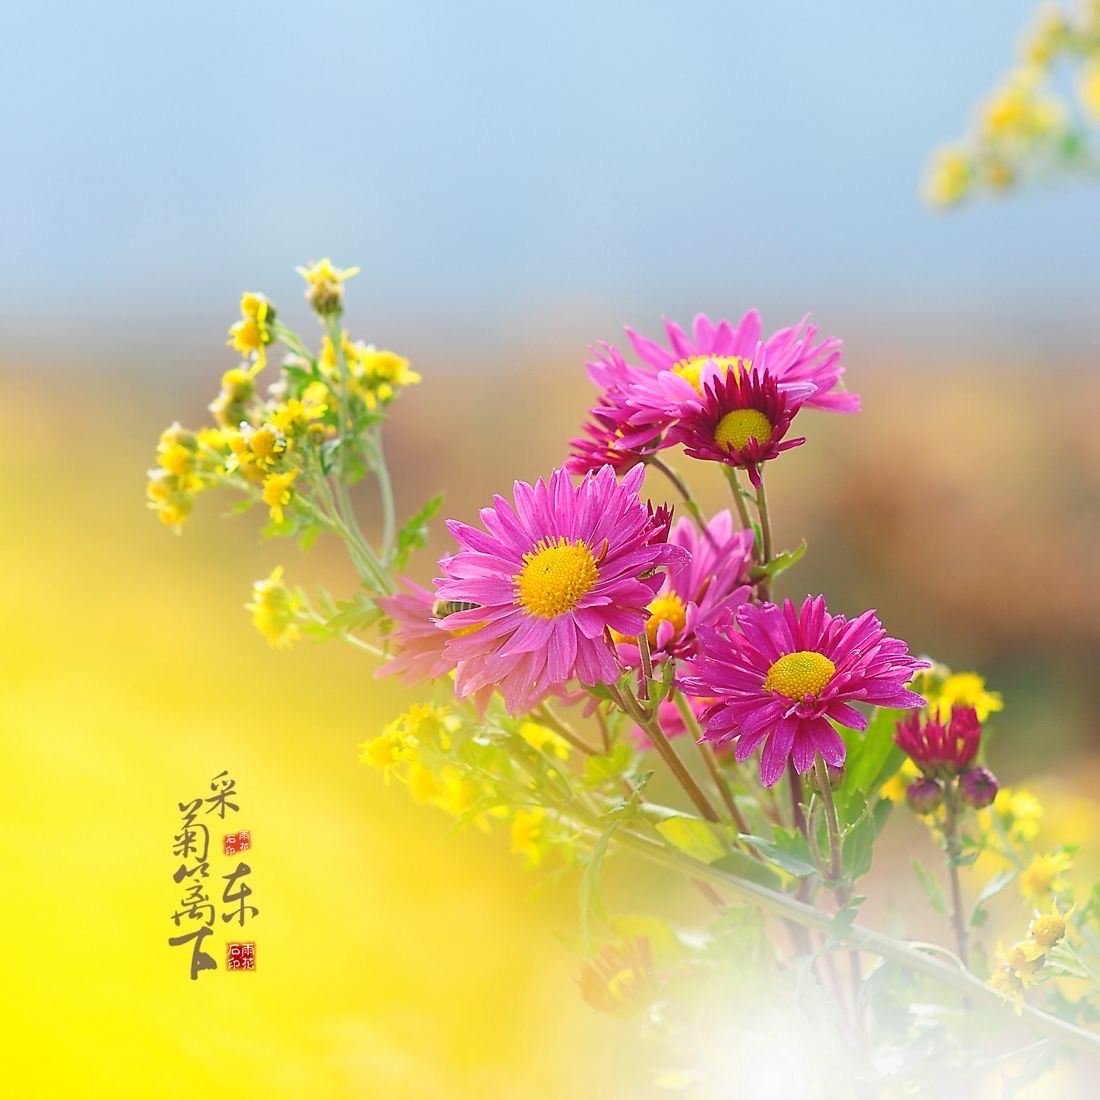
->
[741,827,818,877]
[750,538,807,582]
[391,492,444,569]
[912,857,947,915]
[580,819,620,954]
[655,816,729,865]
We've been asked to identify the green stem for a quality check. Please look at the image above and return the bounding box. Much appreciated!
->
[607,683,721,824]
[942,779,970,969]
[673,691,753,840]
[533,703,599,757]
[722,465,754,535]
[815,755,843,885]
[755,470,774,602]
[648,456,716,546]
[371,426,396,561]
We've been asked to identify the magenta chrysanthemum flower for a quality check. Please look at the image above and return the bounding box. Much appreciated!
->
[895,704,982,778]
[682,596,929,787]
[615,510,753,667]
[435,465,690,714]
[376,579,455,685]
[664,367,805,488]
[626,310,859,415]
[567,397,659,476]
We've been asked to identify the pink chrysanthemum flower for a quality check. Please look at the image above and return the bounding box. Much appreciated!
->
[682,596,929,787]
[376,579,455,685]
[567,398,659,476]
[626,310,859,415]
[664,368,805,488]
[615,510,753,667]
[895,704,982,778]
[435,465,690,714]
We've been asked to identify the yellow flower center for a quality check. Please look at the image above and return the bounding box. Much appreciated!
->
[1028,915,1067,948]
[515,537,599,619]
[714,409,773,451]
[644,591,687,647]
[671,355,748,394]
[764,651,836,700]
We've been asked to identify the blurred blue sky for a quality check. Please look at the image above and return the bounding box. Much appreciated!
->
[2,0,1097,353]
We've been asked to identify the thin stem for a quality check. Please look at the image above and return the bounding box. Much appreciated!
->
[815,755,843,884]
[371,426,396,561]
[607,683,721,824]
[533,703,599,757]
[673,691,752,839]
[788,760,807,837]
[722,465,754,535]
[755,471,774,602]
[636,630,653,702]
[942,779,970,969]
[648,456,716,545]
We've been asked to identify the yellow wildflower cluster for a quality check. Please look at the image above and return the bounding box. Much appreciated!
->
[990,900,1074,1013]
[926,1,1100,206]
[246,566,302,649]
[910,664,1004,723]
[145,422,227,531]
[359,705,496,823]
[320,331,421,412]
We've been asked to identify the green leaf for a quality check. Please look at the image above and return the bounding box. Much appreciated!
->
[830,895,865,939]
[582,741,633,788]
[843,799,891,881]
[970,868,1016,927]
[750,538,807,583]
[710,851,783,890]
[655,817,729,864]
[912,857,947,915]
[392,492,444,570]
[740,827,818,877]
[836,706,907,823]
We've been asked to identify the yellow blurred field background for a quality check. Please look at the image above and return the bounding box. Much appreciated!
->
[3,336,1099,1097]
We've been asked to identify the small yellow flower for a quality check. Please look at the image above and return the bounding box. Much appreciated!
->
[510,807,546,866]
[924,146,972,207]
[270,384,329,436]
[990,787,1043,842]
[227,292,275,369]
[246,566,301,649]
[1019,851,1072,902]
[1079,57,1100,119]
[434,767,480,822]
[934,672,1003,722]
[998,940,1046,986]
[990,963,1027,1015]
[518,721,571,761]
[405,762,439,804]
[209,366,260,428]
[261,469,298,524]
[1020,6,1069,68]
[980,68,1067,145]
[1028,899,1074,949]
[296,258,361,315]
